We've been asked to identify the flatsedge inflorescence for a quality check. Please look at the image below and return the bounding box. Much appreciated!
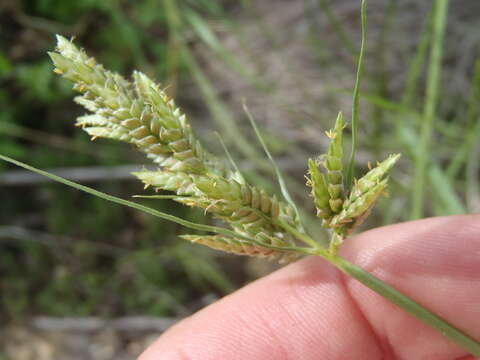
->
[306,111,400,248]
[49,35,302,263]
[50,35,399,259]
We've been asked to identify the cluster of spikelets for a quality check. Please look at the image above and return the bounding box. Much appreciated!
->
[306,112,400,246]
[49,35,399,260]
[49,35,302,262]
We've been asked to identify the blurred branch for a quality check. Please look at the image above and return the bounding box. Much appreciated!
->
[0,122,124,161]
[31,316,178,333]
[0,164,143,186]
[0,226,127,255]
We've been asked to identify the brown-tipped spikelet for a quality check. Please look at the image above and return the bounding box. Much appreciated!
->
[180,235,298,263]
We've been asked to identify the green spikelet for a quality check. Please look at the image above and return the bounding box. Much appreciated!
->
[134,169,297,244]
[187,175,294,239]
[324,111,345,213]
[306,111,345,222]
[132,170,199,196]
[348,154,400,202]
[307,158,332,220]
[331,179,387,227]
[330,154,400,229]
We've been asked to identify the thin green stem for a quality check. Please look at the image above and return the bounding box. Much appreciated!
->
[411,0,449,219]
[346,0,367,188]
[327,254,480,356]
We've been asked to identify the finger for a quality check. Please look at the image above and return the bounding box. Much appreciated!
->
[139,215,480,360]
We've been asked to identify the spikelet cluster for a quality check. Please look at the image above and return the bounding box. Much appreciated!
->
[49,36,225,176]
[50,36,300,262]
[329,154,400,232]
[307,111,400,241]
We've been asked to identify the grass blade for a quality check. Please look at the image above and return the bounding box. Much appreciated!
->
[411,0,449,219]
[401,10,432,108]
[398,126,466,215]
[429,167,466,215]
[447,59,480,179]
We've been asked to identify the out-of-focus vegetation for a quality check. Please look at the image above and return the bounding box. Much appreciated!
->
[1,0,479,323]
[0,0,241,320]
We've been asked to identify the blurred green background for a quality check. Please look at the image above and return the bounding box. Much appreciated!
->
[0,0,479,331]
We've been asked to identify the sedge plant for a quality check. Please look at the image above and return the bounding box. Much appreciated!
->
[1,1,479,356]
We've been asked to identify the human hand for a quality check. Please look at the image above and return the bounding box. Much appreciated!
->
[139,215,480,360]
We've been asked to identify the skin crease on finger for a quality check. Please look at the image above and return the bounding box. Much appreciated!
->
[139,214,480,360]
